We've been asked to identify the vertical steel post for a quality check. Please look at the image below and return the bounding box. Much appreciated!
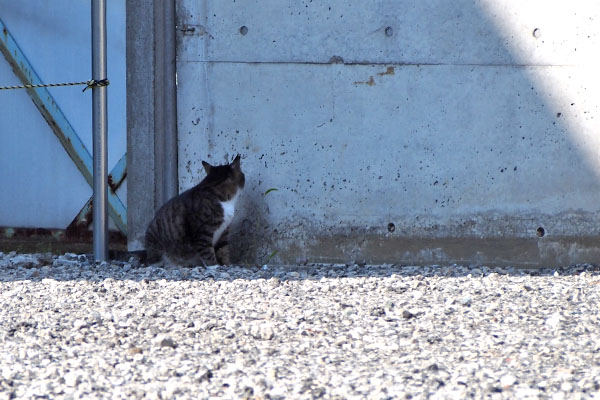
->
[163,0,179,202]
[92,0,108,261]
[154,0,179,210]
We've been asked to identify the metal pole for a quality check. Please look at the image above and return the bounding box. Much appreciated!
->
[92,0,108,261]
[163,0,178,202]
[154,0,179,209]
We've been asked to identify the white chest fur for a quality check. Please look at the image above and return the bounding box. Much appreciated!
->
[212,191,240,246]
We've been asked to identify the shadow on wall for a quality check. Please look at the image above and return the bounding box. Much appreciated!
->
[175,0,600,266]
[231,191,273,265]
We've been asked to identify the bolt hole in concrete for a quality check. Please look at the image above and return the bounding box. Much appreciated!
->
[385,27,393,37]
[537,227,545,237]
[387,223,395,233]
[239,26,248,35]
[532,28,541,38]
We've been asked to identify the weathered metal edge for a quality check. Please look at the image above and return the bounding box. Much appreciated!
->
[67,153,127,237]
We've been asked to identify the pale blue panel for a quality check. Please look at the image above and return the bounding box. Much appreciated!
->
[0,55,91,228]
[0,0,126,229]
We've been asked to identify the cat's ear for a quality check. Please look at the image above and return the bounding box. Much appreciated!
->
[202,161,212,173]
[232,154,241,168]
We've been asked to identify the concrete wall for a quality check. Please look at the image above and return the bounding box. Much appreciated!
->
[0,1,126,230]
[173,0,600,266]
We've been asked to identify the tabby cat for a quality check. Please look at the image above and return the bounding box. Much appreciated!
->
[145,155,245,266]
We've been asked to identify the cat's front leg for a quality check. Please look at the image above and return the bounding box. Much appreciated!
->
[202,248,219,266]
[191,240,218,266]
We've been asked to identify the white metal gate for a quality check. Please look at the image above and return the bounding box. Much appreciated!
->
[0,1,127,239]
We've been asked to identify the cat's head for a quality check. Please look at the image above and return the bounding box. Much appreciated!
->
[201,154,245,194]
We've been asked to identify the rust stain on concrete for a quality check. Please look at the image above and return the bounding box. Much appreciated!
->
[377,66,395,76]
[354,76,375,86]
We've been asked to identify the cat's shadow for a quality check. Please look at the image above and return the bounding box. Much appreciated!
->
[229,189,274,264]
[0,262,597,282]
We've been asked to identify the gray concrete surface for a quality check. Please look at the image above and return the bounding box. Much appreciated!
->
[140,0,600,266]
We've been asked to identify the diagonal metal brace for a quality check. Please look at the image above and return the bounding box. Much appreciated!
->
[66,153,126,236]
[0,17,127,234]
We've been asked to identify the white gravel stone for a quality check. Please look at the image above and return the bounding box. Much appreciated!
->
[546,312,562,329]
[64,371,81,387]
[500,374,517,387]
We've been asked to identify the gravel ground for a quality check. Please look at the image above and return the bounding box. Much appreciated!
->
[1,252,600,399]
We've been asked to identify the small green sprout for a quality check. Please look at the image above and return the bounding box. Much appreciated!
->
[263,188,278,196]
